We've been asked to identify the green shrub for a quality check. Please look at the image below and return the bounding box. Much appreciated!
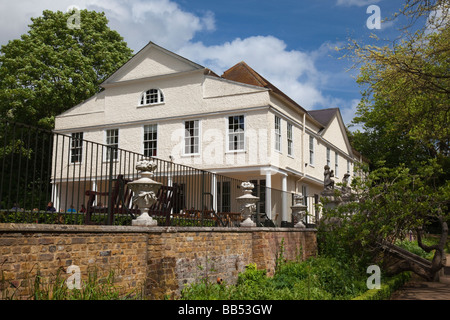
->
[181,257,370,300]
[395,239,435,260]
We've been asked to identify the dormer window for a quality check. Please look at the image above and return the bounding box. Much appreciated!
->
[140,89,164,105]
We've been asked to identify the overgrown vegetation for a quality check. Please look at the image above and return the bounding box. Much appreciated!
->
[1,266,143,300]
[180,239,408,300]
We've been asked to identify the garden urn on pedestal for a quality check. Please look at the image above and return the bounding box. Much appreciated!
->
[127,160,162,226]
[291,193,307,228]
[236,181,259,227]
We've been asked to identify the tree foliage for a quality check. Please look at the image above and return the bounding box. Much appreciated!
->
[348,1,449,170]
[319,160,449,279]
[329,1,450,280]
[0,9,133,129]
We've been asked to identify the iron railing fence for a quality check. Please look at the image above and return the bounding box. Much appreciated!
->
[0,120,302,227]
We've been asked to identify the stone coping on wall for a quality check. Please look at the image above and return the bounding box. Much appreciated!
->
[0,223,317,234]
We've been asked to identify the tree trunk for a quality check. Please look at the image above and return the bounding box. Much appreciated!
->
[416,216,448,281]
[381,216,448,282]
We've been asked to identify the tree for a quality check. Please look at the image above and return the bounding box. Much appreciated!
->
[0,9,133,129]
[319,160,449,281]
[0,9,133,211]
[329,1,450,281]
[348,0,449,170]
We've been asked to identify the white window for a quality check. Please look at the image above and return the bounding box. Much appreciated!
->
[228,115,245,151]
[335,152,339,177]
[275,116,281,152]
[347,160,351,175]
[326,147,330,167]
[309,135,314,165]
[106,129,119,161]
[70,132,83,163]
[144,124,157,157]
[140,89,164,105]
[287,123,293,156]
[184,120,199,154]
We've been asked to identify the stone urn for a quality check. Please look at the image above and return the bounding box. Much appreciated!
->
[127,160,162,226]
[236,181,259,227]
[291,193,307,228]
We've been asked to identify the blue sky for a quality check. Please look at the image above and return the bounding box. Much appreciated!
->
[0,0,410,129]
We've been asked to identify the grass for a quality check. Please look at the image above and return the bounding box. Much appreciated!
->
[1,266,143,300]
[396,235,450,261]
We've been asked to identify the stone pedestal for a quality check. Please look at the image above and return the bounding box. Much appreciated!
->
[320,189,342,211]
[291,193,307,228]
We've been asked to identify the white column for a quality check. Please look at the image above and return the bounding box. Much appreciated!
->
[92,180,97,206]
[168,162,173,187]
[211,173,217,212]
[265,170,272,219]
[52,183,60,211]
[281,174,288,223]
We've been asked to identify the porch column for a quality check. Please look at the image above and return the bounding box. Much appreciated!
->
[265,170,272,219]
[52,183,60,212]
[92,180,97,206]
[211,173,217,212]
[281,174,288,224]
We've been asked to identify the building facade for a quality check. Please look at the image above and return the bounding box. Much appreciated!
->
[53,42,357,226]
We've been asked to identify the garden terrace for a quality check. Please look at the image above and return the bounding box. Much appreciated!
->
[0,120,317,227]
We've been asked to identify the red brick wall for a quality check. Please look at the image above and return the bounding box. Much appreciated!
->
[0,224,317,299]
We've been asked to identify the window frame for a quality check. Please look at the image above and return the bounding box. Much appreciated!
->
[105,128,119,161]
[335,152,339,178]
[309,135,314,166]
[274,116,282,152]
[184,120,200,155]
[326,147,331,167]
[287,123,293,157]
[70,132,83,164]
[143,124,158,157]
[227,114,245,152]
[139,88,164,106]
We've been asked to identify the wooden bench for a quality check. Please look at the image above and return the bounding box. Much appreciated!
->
[216,212,241,227]
[84,175,178,225]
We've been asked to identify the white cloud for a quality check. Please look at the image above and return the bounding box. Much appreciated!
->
[0,0,215,52]
[84,0,215,51]
[0,0,358,124]
[178,36,329,109]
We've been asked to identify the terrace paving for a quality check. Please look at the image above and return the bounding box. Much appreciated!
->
[391,254,450,300]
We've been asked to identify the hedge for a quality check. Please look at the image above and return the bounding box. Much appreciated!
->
[352,272,411,300]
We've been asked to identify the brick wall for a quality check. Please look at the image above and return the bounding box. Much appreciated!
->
[0,224,316,299]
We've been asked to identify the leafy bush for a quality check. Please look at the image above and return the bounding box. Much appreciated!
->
[395,239,436,260]
[181,256,369,300]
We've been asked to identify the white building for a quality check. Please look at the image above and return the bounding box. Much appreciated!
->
[53,42,357,225]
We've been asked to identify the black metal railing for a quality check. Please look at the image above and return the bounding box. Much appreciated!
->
[0,120,301,227]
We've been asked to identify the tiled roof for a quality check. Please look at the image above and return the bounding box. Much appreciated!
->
[308,108,339,127]
[221,61,309,115]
